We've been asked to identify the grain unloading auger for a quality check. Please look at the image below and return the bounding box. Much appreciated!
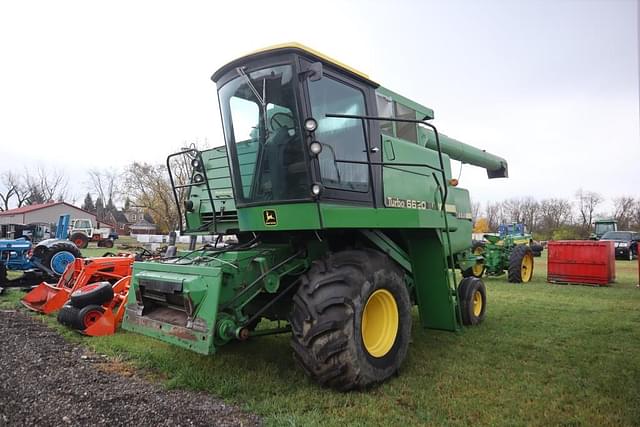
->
[122,44,508,390]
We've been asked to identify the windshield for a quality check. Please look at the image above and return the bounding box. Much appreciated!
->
[601,231,631,240]
[219,64,309,204]
[595,223,616,234]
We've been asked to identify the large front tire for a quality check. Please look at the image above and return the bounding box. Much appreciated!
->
[290,249,411,391]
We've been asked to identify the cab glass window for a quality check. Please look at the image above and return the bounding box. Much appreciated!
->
[376,94,394,137]
[395,103,418,143]
[308,76,369,192]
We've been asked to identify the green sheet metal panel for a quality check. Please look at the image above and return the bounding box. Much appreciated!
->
[123,261,224,355]
[403,229,460,331]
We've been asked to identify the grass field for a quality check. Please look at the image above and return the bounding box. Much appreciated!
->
[2,253,639,426]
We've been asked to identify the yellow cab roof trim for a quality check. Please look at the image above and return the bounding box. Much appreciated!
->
[214,42,377,86]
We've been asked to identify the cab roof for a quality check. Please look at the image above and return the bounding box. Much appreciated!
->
[211,42,378,87]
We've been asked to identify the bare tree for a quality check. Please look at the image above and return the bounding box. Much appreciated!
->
[502,198,525,224]
[0,171,34,210]
[612,196,636,230]
[538,198,573,235]
[521,197,540,232]
[485,202,504,231]
[575,189,603,232]
[26,166,68,203]
[87,169,119,205]
[0,172,18,211]
[471,201,481,223]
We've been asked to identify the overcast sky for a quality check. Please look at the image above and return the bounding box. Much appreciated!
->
[0,0,638,210]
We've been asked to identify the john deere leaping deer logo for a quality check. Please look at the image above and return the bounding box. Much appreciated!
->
[263,210,277,226]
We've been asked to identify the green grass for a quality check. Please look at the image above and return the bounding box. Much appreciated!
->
[2,254,639,426]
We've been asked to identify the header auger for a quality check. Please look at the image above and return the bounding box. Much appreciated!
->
[122,43,508,390]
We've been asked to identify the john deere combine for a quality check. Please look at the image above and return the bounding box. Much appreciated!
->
[122,44,508,390]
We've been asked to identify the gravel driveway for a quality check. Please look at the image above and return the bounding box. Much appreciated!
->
[0,310,261,426]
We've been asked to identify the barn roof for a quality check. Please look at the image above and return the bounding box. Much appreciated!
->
[0,201,96,218]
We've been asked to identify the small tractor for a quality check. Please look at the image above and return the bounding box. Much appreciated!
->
[590,219,617,240]
[472,223,536,283]
[122,44,509,390]
[0,215,81,291]
[68,218,118,249]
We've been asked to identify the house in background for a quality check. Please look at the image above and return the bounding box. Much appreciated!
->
[105,207,157,235]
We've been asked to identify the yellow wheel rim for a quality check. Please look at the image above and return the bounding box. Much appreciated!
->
[472,290,483,317]
[472,262,484,277]
[521,253,534,282]
[362,289,399,358]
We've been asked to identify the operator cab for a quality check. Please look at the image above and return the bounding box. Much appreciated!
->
[212,43,387,208]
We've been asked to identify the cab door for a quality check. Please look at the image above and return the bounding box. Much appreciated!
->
[301,61,381,205]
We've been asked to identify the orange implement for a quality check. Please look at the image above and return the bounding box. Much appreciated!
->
[21,256,134,314]
[81,276,131,336]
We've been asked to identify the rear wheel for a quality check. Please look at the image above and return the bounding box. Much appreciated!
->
[290,249,411,391]
[78,305,105,329]
[40,243,82,276]
[57,304,83,329]
[70,233,89,249]
[457,277,487,325]
[69,282,114,308]
[508,245,534,283]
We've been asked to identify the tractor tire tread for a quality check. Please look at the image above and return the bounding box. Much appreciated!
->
[57,304,83,330]
[457,277,487,326]
[70,233,89,249]
[508,244,534,283]
[40,243,82,276]
[69,281,114,308]
[290,248,411,391]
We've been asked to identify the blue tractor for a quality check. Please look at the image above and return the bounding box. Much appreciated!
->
[0,215,82,291]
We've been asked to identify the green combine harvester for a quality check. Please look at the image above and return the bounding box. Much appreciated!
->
[122,43,508,390]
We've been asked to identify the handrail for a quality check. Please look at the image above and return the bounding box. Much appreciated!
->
[166,149,217,234]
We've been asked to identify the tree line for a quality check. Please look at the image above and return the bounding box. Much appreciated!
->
[472,190,640,240]
[0,147,194,234]
[3,162,638,239]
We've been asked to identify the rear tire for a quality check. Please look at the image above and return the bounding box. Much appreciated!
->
[508,245,534,283]
[457,277,487,326]
[40,243,82,276]
[57,304,83,329]
[70,233,89,249]
[290,249,411,391]
[69,282,114,308]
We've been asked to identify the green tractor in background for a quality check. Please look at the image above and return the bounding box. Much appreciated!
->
[590,219,617,240]
[471,223,536,283]
[122,44,509,390]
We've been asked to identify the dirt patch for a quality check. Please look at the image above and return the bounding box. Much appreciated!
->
[0,310,261,426]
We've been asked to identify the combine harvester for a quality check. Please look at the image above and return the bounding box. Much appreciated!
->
[122,44,509,390]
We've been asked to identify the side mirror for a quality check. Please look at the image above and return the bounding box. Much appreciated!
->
[300,62,323,81]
